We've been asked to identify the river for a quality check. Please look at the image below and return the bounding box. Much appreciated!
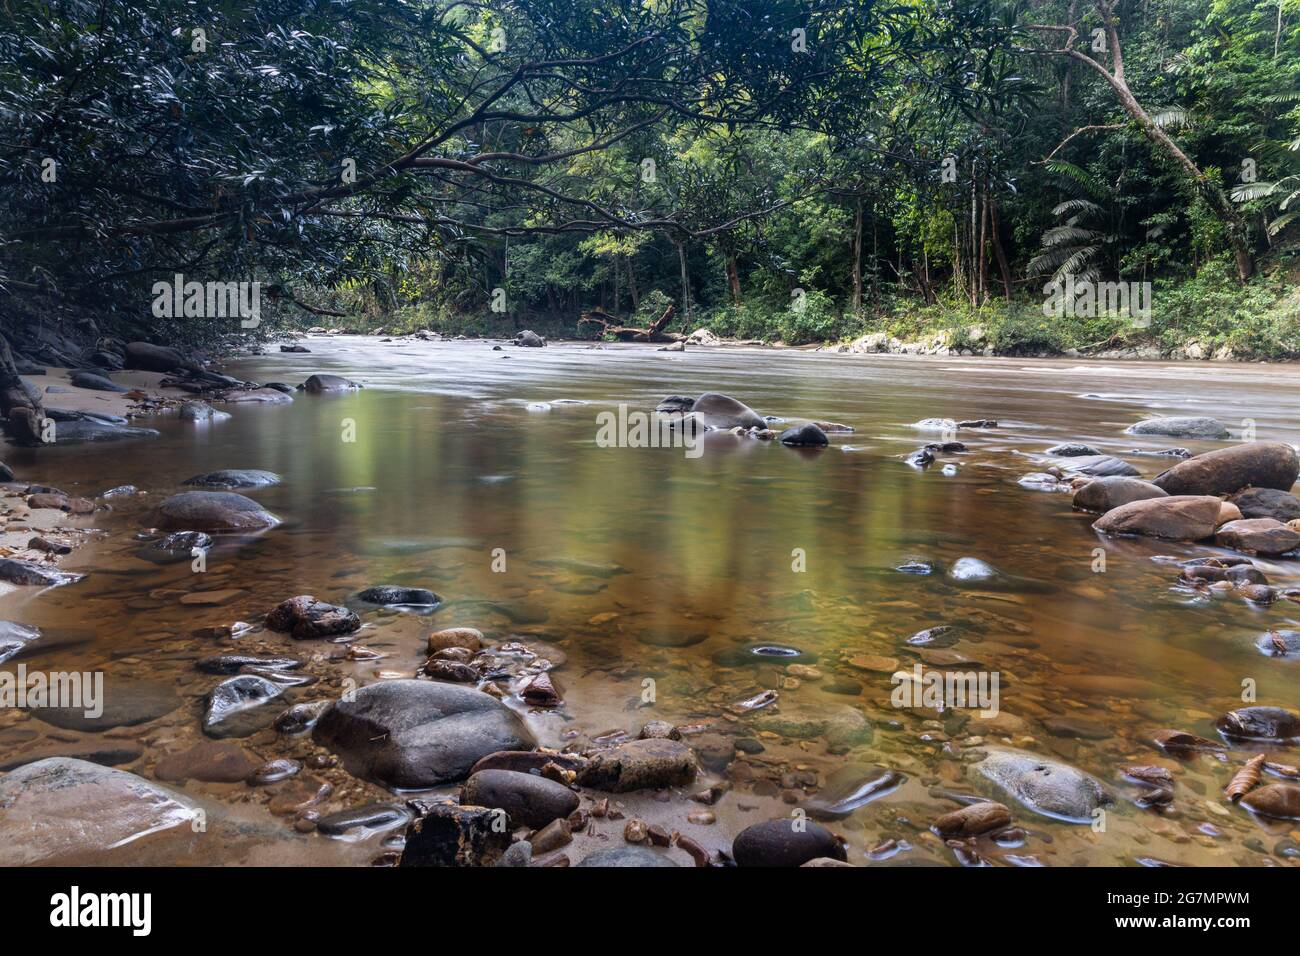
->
[2,337,1298,866]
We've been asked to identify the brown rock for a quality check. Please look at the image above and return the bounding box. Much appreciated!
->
[265,595,360,639]
[1215,518,1300,556]
[1152,442,1299,497]
[154,741,258,783]
[1092,495,1221,541]
[932,800,1012,838]
[427,627,484,653]
[1217,501,1243,526]
[1240,783,1300,820]
[577,738,698,792]
[1071,477,1168,514]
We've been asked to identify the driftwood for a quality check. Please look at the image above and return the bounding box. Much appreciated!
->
[579,304,681,342]
[0,335,43,445]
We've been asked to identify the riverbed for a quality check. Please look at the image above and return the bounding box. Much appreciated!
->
[2,337,1299,866]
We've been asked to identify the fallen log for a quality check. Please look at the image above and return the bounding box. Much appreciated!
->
[579,304,682,343]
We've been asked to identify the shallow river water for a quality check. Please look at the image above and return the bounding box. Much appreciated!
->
[3,338,1299,866]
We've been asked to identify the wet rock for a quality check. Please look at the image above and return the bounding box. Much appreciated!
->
[154,741,258,783]
[513,330,546,348]
[70,370,127,392]
[1152,443,1299,497]
[0,621,41,664]
[312,680,535,788]
[805,765,904,820]
[1126,417,1229,440]
[691,733,736,771]
[0,758,200,865]
[182,469,281,489]
[462,770,579,828]
[32,679,179,731]
[712,643,817,666]
[203,675,285,738]
[123,341,194,372]
[467,750,588,777]
[197,654,301,675]
[0,558,85,588]
[1042,715,1112,740]
[427,627,484,653]
[178,401,216,422]
[1215,518,1300,556]
[932,801,1012,838]
[1256,629,1300,657]
[690,392,766,430]
[577,738,698,792]
[214,387,293,404]
[424,659,479,682]
[977,748,1111,823]
[638,720,682,741]
[905,625,960,648]
[779,423,829,447]
[317,803,411,836]
[945,557,1049,593]
[279,343,311,353]
[636,625,708,648]
[400,802,511,866]
[246,758,301,785]
[138,531,212,564]
[497,841,532,866]
[356,585,441,610]
[1230,487,1300,522]
[1240,784,1300,820]
[656,395,695,413]
[273,700,330,735]
[265,595,361,639]
[303,373,360,392]
[1072,476,1167,514]
[752,704,871,748]
[153,491,278,532]
[1047,443,1101,457]
[1216,706,1300,744]
[1063,455,1140,478]
[516,671,562,707]
[1091,495,1221,541]
[732,818,846,867]
[576,846,678,867]
[0,739,143,771]
[0,462,12,482]
[48,418,160,444]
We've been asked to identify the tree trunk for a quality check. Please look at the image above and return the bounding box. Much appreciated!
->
[989,199,1014,300]
[676,240,691,323]
[850,195,863,313]
[726,253,742,305]
[0,336,43,445]
[625,254,638,313]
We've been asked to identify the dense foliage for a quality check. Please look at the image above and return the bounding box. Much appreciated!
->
[2,0,1298,355]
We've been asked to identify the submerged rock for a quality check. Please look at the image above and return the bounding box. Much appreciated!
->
[265,595,361,639]
[732,818,846,867]
[1091,495,1221,541]
[138,531,212,564]
[576,846,678,867]
[977,748,1111,823]
[203,676,285,738]
[690,392,766,430]
[945,557,1050,593]
[0,558,84,588]
[1062,455,1139,478]
[303,373,360,392]
[514,330,546,348]
[804,765,904,820]
[154,741,258,783]
[153,491,278,532]
[0,621,41,664]
[356,585,441,610]
[1046,442,1101,457]
[1072,476,1167,514]
[1240,784,1300,820]
[0,758,201,865]
[1126,416,1229,440]
[1216,706,1300,744]
[182,469,281,489]
[1152,443,1299,497]
[316,803,411,836]
[31,679,179,732]
[312,680,535,788]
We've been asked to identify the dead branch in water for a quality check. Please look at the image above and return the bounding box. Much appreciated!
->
[579,304,681,342]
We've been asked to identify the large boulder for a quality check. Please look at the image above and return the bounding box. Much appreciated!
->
[0,758,201,865]
[1072,476,1168,514]
[514,330,546,348]
[1229,487,1300,522]
[779,423,829,447]
[1126,416,1229,439]
[690,392,766,430]
[1151,443,1298,497]
[153,491,278,532]
[1215,518,1300,556]
[1091,495,1221,541]
[312,680,535,788]
[977,748,1110,823]
[124,341,196,372]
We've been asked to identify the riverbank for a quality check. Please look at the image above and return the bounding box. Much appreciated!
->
[2,341,1300,867]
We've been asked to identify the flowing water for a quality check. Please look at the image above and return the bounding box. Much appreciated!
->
[3,338,1299,866]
